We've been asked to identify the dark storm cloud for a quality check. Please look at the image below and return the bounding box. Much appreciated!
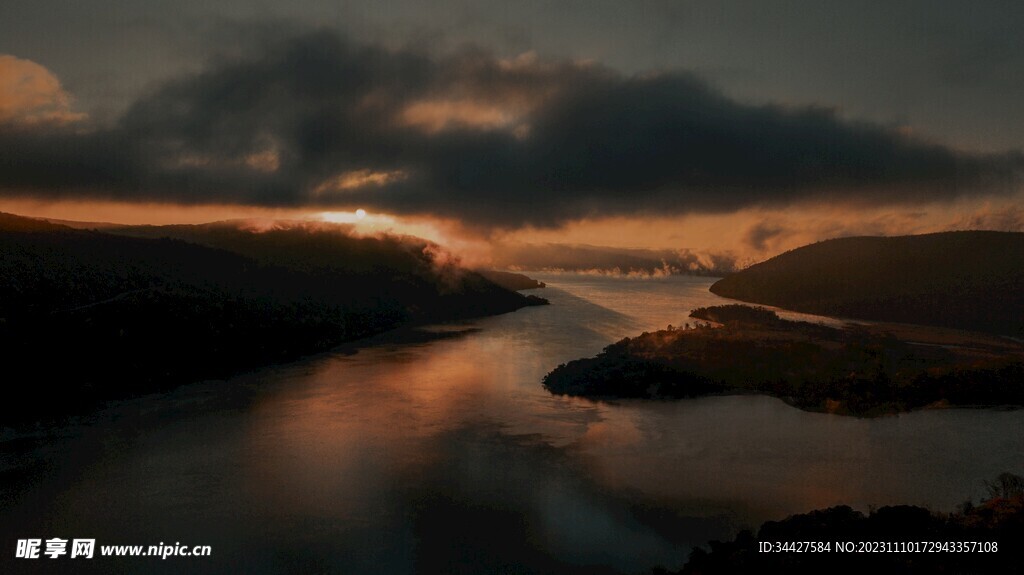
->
[1,28,1020,228]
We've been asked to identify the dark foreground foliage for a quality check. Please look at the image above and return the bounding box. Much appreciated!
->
[660,474,1024,574]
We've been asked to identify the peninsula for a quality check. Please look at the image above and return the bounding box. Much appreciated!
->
[543,304,1024,416]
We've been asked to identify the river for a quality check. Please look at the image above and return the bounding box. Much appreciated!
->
[2,274,1022,573]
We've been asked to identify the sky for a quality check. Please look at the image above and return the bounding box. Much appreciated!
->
[1,1,1022,262]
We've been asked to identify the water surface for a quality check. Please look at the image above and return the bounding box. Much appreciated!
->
[3,274,1022,573]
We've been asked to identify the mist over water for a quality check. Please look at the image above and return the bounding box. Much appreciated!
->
[3,274,1023,573]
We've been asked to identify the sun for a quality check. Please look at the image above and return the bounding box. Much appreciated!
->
[319,209,368,224]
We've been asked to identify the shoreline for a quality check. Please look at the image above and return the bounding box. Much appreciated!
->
[543,304,1024,417]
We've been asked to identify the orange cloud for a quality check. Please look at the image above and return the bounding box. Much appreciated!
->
[0,198,309,226]
[314,169,408,194]
[397,52,562,136]
[399,99,521,133]
[0,55,85,125]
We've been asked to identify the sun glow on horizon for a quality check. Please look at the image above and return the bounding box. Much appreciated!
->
[316,210,453,244]
[320,209,375,224]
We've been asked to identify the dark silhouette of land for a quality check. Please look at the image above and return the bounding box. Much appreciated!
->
[0,213,546,421]
[662,473,1024,574]
[476,270,546,291]
[710,231,1024,336]
[543,304,1024,416]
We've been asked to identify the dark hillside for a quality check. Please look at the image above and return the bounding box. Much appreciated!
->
[0,213,539,420]
[710,232,1024,335]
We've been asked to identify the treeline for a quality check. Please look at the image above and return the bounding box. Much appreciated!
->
[689,304,783,325]
[0,213,543,421]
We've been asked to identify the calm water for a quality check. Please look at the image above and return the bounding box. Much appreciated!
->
[3,274,1023,573]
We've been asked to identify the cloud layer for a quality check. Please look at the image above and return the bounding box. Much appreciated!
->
[0,55,86,125]
[1,29,1021,229]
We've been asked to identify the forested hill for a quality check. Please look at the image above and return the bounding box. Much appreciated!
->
[710,231,1024,336]
[0,213,540,419]
[112,220,538,317]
